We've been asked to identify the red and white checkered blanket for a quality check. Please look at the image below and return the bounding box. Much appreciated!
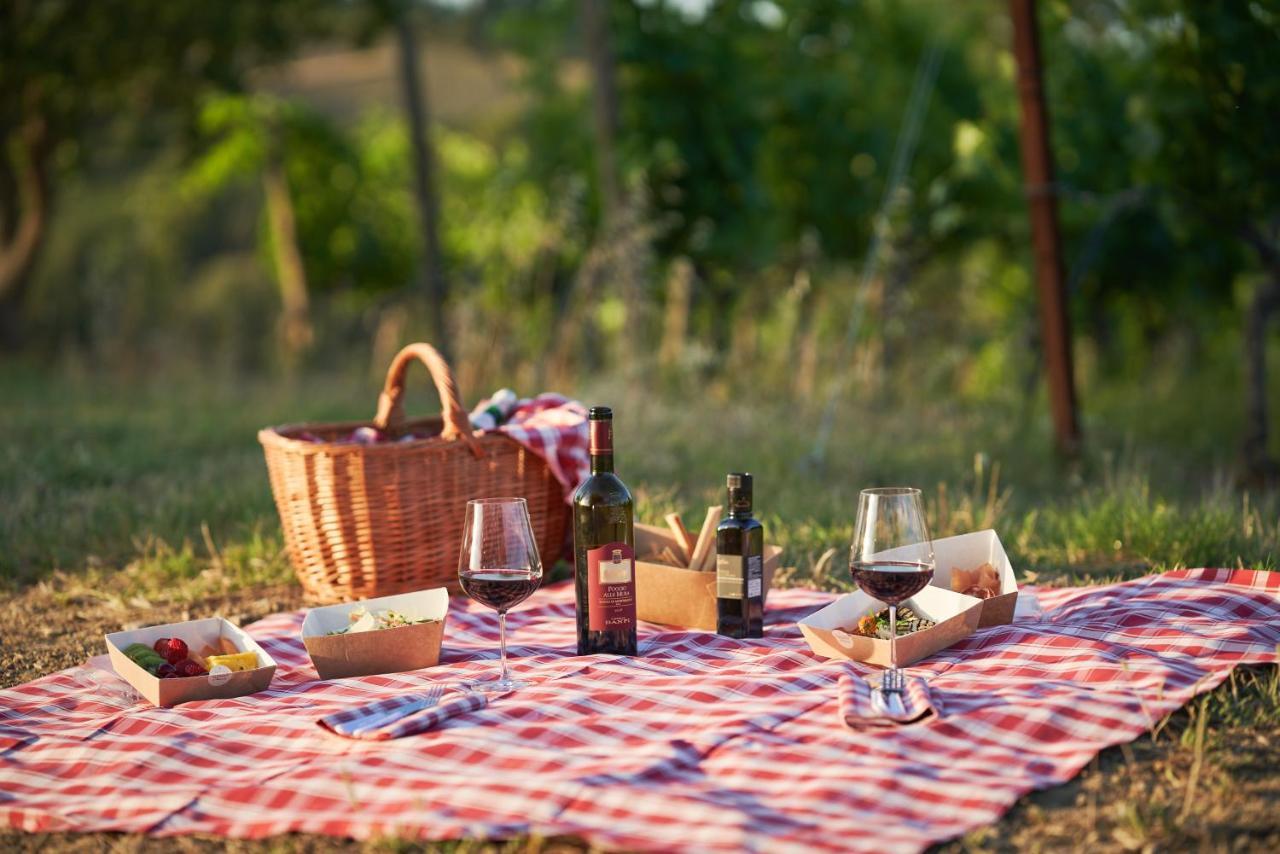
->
[493,394,589,502]
[2,568,1277,851]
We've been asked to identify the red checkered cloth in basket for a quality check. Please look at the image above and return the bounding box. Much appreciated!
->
[493,394,589,502]
[1,568,1277,852]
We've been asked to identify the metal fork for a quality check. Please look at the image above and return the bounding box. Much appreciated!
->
[880,667,905,695]
[354,684,446,731]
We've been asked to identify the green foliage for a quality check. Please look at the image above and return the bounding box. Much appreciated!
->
[1035,1,1258,361]
[184,94,419,296]
[1122,0,1280,235]
[9,0,1280,430]
[1,0,333,194]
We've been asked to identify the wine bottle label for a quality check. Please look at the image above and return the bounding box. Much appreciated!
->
[716,554,745,599]
[586,542,635,632]
[747,553,763,599]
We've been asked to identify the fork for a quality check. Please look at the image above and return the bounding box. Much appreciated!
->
[880,667,905,696]
[351,684,447,731]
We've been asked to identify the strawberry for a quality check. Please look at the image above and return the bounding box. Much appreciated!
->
[157,638,189,665]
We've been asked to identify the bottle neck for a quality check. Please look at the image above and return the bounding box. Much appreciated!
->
[589,418,613,475]
[728,488,753,518]
[591,451,615,475]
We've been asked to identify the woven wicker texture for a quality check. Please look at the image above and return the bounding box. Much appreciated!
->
[259,343,571,603]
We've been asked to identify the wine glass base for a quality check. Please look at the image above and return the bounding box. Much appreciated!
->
[466,678,528,693]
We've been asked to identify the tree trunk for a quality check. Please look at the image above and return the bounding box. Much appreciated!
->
[261,145,312,364]
[1241,226,1280,482]
[396,10,449,355]
[581,0,621,228]
[0,118,53,350]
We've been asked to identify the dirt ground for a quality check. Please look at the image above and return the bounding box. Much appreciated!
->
[2,582,1277,853]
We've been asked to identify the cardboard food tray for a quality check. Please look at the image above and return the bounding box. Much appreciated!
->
[106,617,276,707]
[798,585,983,667]
[301,587,448,680]
[634,522,782,631]
[872,529,1018,628]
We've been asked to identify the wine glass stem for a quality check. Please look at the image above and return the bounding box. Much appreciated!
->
[889,604,898,672]
[497,610,510,685]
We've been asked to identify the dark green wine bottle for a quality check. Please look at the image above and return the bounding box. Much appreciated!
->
[573,406,638,656]
[715,472,764,638]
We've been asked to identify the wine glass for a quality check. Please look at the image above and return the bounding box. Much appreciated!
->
[849,487,935,690]
[457,498,543,692]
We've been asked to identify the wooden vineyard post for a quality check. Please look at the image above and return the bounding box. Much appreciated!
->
[1009,0,1081,456]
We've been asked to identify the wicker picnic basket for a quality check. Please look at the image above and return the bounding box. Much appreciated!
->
[258,343,572,603]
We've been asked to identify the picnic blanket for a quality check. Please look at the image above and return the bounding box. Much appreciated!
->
[2,567,1277,852]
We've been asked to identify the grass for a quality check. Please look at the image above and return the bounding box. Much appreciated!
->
[1,362,1278,850]
[3,364,1276,596]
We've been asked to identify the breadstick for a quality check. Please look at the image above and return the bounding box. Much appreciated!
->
[664,512,695,564]
[688,506,722,572]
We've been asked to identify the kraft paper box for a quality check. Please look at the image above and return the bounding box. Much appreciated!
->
[634,522,781,631]
[106,617,276,708]
[301,588,448,680]
[929,529,1018,628]
[798,585,983,667]
[872,529,1018,629]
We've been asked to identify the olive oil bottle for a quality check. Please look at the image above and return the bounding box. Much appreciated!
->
[715,472,764,638]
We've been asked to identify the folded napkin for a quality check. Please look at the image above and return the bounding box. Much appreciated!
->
[839,672,938,728]
[318,689,487,740]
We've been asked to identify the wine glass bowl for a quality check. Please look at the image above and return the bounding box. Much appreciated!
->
[848,561,934,606]
[849,487,935,687]
[458,497,543,692]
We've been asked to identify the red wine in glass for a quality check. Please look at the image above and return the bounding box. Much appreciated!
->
[850,488,935,686]
[457,498,544,692]
[850,560,935,605]
[459,568,540,613]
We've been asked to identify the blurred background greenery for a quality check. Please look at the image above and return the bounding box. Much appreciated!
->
[2,0,1279,587]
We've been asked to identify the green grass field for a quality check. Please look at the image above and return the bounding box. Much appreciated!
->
[3,364,1276,595]
[2,364,1278,850]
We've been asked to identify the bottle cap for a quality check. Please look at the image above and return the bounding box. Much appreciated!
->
[727,472,753,514]
[589,406,613,421]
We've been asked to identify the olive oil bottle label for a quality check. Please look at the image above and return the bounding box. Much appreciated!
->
[717,554,745,599]
[587,542,636,632]
[746,553,763,598]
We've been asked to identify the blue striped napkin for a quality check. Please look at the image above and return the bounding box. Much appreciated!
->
[318,687,487,740]
[839,672,938,728]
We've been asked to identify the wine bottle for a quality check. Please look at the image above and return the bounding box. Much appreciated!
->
[573,406,638,656]
[715,472,764,638]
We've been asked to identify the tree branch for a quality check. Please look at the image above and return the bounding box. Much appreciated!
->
[0,145,18,244]
[0,117,53,306]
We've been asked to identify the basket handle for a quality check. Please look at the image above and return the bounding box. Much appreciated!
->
[373,343,482,456]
